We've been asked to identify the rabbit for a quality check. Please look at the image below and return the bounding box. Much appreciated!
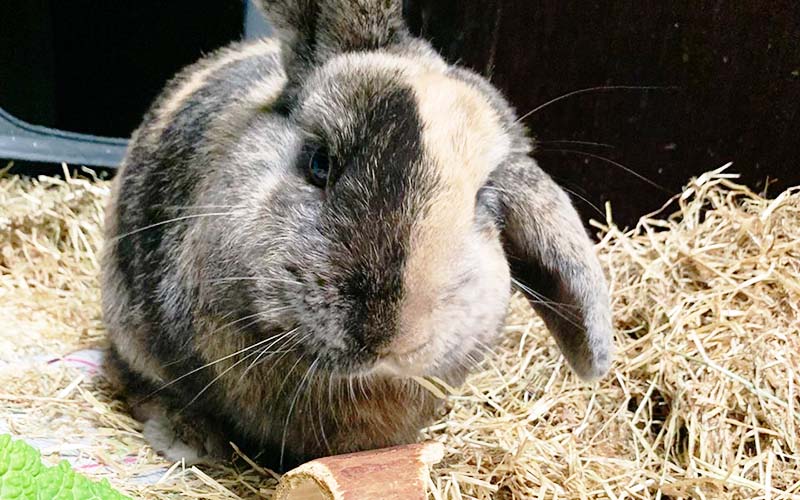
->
[101,0,613,471]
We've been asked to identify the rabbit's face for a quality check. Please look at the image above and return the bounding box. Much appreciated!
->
[256,53,514,379]
[248,0,613,382]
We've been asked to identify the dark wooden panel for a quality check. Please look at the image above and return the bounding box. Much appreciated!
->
[405,0,800,227]
[0,0,244,138]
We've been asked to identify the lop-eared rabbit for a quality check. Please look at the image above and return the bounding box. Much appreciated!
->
[102,0,613,470]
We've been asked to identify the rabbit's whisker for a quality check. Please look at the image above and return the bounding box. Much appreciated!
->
[162,309,238,367]
[112,212,237,241]
[275,354,307,402]
[163,204,244,211]
[538,148,669,192]
[302,363,327,453]
[536,139,615,149]
[523,297,582,310]
[317,380,333,454]
[256,332,313,381]
[206,277,302,286]
[145,316,298,400]
[558,185,605,218]
[280,356,320,468]
[238,327,301,382]
[512,277,585,331]
[514,85,675,124]
[357,373,369,400]
[487,173,604,220]
[474,340,507,379]
[178,347,263,413]
[347,375,357,405]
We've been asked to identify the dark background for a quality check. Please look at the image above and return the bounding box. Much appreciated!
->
[0,0,243,138]
[2,1,798,228]
[404,0,800,226]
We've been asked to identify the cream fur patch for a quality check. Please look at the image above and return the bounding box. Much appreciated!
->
[396,72,511,353]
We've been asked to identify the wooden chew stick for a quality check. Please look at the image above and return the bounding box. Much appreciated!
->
[274,441,445,500]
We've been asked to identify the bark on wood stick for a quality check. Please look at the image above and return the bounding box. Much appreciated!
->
[274,441,445,500]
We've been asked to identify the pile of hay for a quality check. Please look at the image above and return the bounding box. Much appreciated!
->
[1,164,798,499]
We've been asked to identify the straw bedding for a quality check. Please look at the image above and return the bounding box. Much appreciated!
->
[1,164,798,499]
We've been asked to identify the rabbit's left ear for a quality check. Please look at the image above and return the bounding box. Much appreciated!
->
[257,0,408,72]
[494,154,614,381]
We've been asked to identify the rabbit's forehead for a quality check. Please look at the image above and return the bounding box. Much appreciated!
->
[307,52,510,166]
[409,72,511,196]
[307,53,510,187]
[316,52,511,243]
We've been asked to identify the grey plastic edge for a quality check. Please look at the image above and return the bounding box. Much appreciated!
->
[0,107,129,168]
[244,0,273,39]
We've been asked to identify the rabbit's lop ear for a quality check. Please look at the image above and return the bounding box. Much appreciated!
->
[257,0,407,69]
[494,155,614,381]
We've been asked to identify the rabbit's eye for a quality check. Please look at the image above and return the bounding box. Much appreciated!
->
[307,148,330,188]
[476,182,503,225]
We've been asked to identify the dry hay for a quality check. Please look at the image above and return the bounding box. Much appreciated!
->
[0,164,798,499]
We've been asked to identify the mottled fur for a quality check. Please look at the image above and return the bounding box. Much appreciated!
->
[102,0,613,471]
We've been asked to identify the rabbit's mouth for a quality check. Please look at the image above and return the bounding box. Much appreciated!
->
[371,357,428,378]
[370,341,433,377]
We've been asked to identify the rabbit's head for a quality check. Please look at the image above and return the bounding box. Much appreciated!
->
[241,0,613,381]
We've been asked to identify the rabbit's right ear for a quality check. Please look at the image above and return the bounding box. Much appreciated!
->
[257,0,408,76]
[493,154,614,381]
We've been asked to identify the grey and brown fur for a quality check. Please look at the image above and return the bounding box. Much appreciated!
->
[102,0,613,471]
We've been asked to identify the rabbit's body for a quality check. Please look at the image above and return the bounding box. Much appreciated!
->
[103,0,613,470]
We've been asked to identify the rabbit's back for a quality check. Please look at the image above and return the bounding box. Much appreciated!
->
[134,38,285,166]
[102,38,287,382]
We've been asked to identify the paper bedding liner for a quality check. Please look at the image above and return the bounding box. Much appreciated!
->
[1,164,798,499]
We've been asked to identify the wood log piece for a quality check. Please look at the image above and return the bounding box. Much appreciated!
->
[274,441,445,500]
